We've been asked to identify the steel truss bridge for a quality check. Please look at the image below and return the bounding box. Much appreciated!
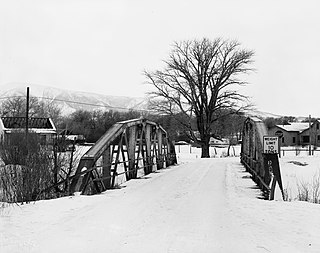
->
[69,118,177,195]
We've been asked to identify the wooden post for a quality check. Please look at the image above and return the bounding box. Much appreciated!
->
[128,125,137,179]
[263,153,285,200]
[145,124,152,174]
[111,144,122,188]
[120,132,130,180]
[269,176,277,200]
[157,128,163,169]
[164,137,169,167]
[278,136,281,158]
[151,127,158,167]
[102,146,111,189]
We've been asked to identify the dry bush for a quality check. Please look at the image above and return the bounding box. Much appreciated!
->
[311,173,320,203]
[283,183,293,202]
[0,132,81,204]
[295,173,320,204]
[297,180,310,202]
[0,133,53,203]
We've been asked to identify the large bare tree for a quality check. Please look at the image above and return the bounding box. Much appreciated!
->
[144,38,254,157]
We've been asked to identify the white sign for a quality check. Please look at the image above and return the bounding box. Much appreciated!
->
[263,136,279,154]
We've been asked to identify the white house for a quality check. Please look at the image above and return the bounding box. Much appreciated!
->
[0,117,57,145]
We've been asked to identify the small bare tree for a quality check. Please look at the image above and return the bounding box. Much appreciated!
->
[145,38,254,157]
[0,96,62,124]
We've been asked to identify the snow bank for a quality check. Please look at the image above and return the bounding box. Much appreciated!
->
[1,152,320,252]
[279,156,320,202]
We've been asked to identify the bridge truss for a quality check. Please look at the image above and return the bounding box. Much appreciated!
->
[69,118,177,195]
[240,117,273,198]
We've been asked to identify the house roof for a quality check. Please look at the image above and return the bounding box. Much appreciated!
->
[276,122,310,133]
[0,117,56,134]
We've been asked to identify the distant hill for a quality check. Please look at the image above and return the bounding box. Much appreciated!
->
[245,109,283,119]
[0,83,150,115]
[246,109,311,122]
[1,83,305,120]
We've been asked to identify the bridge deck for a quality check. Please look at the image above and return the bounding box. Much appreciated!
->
[2,158,317,252]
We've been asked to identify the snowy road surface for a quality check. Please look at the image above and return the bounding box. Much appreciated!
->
[1,157,320,252]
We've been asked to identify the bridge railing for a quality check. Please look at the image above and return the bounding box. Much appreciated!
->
[240,117,273,198]
[68,118,177,195]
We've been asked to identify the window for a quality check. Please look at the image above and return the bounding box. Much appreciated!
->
[282,137,284,143]
[302,136,310,143]
[317,123,319,130]
[318,135,320,141]
[40,135,46,145]
[293,137,296,143]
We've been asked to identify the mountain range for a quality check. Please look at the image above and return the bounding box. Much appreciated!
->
[0,83,292,119]
[0,83,149,115]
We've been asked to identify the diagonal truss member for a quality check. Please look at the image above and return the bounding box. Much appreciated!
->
[69,118,177,195]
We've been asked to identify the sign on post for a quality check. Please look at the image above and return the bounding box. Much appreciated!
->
[263,136,284,200]
[263,136,279,154]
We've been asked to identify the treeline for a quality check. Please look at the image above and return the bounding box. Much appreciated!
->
[63,109,143,142]
[0,96,246,143]
[263,116,297,129]
[0,97,145,142]
[0,97,247,202]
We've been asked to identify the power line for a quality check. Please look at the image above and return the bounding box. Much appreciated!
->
[0,95,25,100]
[0,95,152,113]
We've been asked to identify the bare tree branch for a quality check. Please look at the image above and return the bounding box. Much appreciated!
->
[144,38,254,157]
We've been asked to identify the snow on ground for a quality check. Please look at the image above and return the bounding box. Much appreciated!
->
[1,147,320,252]
[279,155,320,201]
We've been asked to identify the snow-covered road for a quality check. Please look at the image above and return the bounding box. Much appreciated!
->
[1,157,320,252]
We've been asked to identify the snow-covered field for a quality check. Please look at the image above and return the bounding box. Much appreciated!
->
[280,156,320,202]
[1,146,320,252]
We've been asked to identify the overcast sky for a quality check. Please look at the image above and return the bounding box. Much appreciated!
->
[1,0,319,117]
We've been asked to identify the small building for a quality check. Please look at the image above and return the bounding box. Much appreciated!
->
[268,120,320,146]
[58,129,85,143]
[209,137,229,147]
[0,117,57,145]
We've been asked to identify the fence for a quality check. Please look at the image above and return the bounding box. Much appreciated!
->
[280,147,320,157]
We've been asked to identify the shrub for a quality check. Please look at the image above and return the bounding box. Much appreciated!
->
[294,173,320,204]
[0,133,53,203]
[297,180,310,202]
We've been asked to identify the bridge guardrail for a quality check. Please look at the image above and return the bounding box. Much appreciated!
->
[240,117,284,200]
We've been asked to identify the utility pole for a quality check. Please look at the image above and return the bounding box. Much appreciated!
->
[309,114,312,156]
[26,87,30,140]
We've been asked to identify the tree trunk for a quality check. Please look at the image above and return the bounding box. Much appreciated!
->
[201,138,210,158]
[201,143,210,158]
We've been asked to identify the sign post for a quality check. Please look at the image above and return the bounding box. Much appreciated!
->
[262,136,284,200]
[274,131,283,157]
